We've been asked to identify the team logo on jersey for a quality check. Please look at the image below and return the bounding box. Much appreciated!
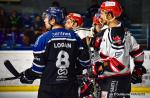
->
[58,68,68,75]
[56,50,70,81]
[112,36,122,45]
[115,51,122,58]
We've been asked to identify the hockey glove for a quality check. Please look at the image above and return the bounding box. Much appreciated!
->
[20,68,41,84]
[80,78,94,97]
[131,66,147,84]
[89,61,104,78]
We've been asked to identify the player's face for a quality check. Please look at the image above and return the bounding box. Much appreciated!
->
[95,24,102,33]
[101,10,115,24]
[44,15,51,29]
[99,17,107,25]
[64,18,74,30]
[101,10,109,23]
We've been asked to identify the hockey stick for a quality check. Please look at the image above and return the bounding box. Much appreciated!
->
[0,76,20,81]
[0,60,21,81]
[4,60,20,77]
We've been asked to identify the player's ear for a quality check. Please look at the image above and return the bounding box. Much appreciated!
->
[107,12,114,20]
[72,21,78,27]
[50,18,56,25]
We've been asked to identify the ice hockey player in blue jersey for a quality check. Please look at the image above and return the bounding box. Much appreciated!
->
[19,7,90,98]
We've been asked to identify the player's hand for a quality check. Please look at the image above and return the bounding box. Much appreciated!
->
[80,78,94,97]
[89,61,104,78]
[20,68,41,84]
[131,66,146,84]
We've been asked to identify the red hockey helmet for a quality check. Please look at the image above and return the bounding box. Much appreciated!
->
[93,13,102,25]
[66,13,83,26]
[100,1,122,18]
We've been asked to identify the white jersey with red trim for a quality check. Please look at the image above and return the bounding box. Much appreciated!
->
[74,27,92,47]
[74,27,91,39]
[99,25,144,78]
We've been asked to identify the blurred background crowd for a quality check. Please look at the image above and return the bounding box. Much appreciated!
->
[0,0,150,50]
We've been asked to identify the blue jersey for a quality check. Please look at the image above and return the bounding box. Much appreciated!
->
[31,28,90,84]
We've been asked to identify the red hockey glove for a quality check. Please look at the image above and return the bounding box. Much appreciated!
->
[94,37,101,49]
[80,77,94,97]
[131,66,146,84]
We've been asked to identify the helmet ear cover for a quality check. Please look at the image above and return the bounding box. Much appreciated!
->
[106,11,114,19]
[72,19,78,26]
[107,11,113,16]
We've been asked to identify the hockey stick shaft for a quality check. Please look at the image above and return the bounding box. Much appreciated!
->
[0,76,20,81]
[4,60,20,77]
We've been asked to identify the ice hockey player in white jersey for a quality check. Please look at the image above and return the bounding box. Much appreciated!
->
[65,12,91,47]
[64,12,92,75]
[90,12,108,51]
[92,1,147,98]
[65,12,95,98]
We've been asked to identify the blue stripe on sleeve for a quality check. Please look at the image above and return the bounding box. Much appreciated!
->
[31,64,45,74]
[79,59,91,67]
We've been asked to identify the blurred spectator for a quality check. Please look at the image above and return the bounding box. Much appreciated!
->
[51,0,60,7]
[4,10,23,48]
[84,0,101,27]
[9,10,22,34]
[51,0,67,16]
[86,0,100,18]
[118,6,131,30]
[0,7,10,47]
[22,14,33,30]
[32,15,46,39]
[22,29,35,46]
[0,8,10,33]
[0,31,5,48]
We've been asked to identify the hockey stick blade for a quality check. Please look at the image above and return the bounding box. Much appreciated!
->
[0,76,20,81]
[4,60,20,77]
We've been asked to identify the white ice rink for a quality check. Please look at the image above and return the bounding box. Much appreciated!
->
[0,92,38,98]
[0,92,150,98]
[0,49,150,98]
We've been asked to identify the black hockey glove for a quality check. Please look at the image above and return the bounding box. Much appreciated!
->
[131,66,147,84]
[20,68,41,84]
[89,61,104,78]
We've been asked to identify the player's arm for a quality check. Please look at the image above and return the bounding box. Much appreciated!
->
[130,35,144,66]
[129,35,146,84]
[75,33,91,67]
[20,34,48,84]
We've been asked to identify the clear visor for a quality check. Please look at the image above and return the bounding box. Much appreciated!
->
[42,12,51,20]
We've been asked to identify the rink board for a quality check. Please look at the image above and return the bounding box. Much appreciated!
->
[0,51,150,93]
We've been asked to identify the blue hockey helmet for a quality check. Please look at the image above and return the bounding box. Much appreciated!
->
[42,7,64,24]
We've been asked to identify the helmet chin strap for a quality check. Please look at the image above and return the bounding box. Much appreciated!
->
[109,17,115,22]
[71,20,78,30]
[107,16,116,26]
[48,20,54,30]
